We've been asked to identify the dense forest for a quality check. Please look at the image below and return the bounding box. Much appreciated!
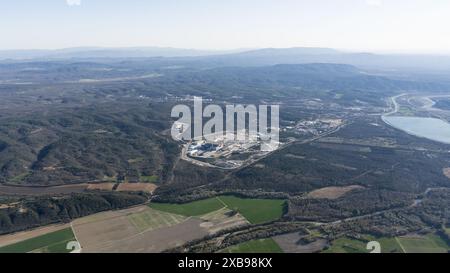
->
[0,103,179,185]
[0,192,148,235]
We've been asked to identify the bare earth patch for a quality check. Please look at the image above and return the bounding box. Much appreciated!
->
[200,207,249,234]
[87,183,116,191]
[0,202,19,209]
[443,168,450,179]
[307,185,365,200]
[73,206,151,250]
[84,218,208,253]
[273,232,327,253]
[1,203,249,253]
[285,154,306,160]
[72,205,206,253]
[72,205,248,253]
[116,183,158,193]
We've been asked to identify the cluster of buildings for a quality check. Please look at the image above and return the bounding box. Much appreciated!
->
[187,137,261,159]
[287,118,343,136]
[187,141,220,157]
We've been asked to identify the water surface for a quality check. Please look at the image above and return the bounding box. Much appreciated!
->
[382,116,450,144]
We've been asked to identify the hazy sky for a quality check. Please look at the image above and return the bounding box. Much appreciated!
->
[1,0,450,53]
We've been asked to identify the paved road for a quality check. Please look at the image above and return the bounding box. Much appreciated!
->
[183,123,350,191]
[384,93,407,116]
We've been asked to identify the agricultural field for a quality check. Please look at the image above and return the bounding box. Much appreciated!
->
[221,238,283,253]
[141,175,159,183]
[0,228,76,253]
[128,208,186,232]
[72,206,189,251]
[199,207,249,235]
[323,236,403,253]
[322,237,367,253]
[396,233,449,253]
[73,206,208,253]
[218,196,286,224]
[150,196,286,224]
[86,182,158,193]
[87,183,116,191]
[273,232,328,253]
[116,182,158,193]
[0,203,249,253]
[72,204,248,252]
[149,197,225,216]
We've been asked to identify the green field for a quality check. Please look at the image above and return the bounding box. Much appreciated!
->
[221,238,283,253]
[0,228,76,253]
[140,175,159,183]
[397,233,449,253]
[324,236,403,253]
[10,172,30,183]
[150,196,286,224]
[149,197,225,216]
[218,196,286,224]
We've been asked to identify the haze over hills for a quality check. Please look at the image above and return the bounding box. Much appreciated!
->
[2,47,450,73]
[202,48,450,72]
[0,47,250,61]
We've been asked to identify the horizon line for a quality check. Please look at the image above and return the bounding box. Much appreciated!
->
[1,46,450,56]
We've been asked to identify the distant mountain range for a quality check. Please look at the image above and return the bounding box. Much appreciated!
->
[202,48,450,72]
[0,47,250,60]
[2,46,450,72]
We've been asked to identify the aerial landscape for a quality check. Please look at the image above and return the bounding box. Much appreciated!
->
[1,0,450,261]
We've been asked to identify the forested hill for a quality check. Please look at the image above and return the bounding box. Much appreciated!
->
[167,63,450,97]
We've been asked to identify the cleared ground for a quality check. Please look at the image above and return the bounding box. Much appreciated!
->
[116,183,158,193]
[443,168,450,179]
[0,202,19,209]
[87,183,116,191]
[89,218,208,253]
[72,204,247,252]
[200,207,249,234]
[72,206,186,251]
[0,228,76,253]
[323,236,403,253]
[221,238,283,253]
[397,233,449,253]
[273,232,327,253]
[128,207,186,232]
[307,185,364,199]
